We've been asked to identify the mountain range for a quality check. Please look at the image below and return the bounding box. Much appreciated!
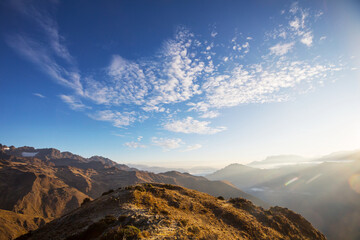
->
[0,144,265,240]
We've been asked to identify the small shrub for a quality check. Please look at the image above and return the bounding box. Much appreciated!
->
[200,209,208,214]
[118,215,128,222]
[169,200,180,208]
[134,185,146,192]
[160,209,170,215]
[103,215,117,224]
[71,216,117,240]
[162,219,172,227]
[188,226,201,235]
[141,230,150,238]
[178,218,188,227]
[81,221,108,239]
[163,184,180,190]
[217,196,225,200]
[144,183,154,188]
[101,225,141,240]
[81,198,91,206]
[102,189,114,196]
[229,197,254,211]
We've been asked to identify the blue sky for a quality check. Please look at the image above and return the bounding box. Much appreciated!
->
[1,0,359,167]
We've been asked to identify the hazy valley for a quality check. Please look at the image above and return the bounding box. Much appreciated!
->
[208,151,360,240]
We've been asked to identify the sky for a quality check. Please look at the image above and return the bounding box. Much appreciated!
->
[0,0,360,168]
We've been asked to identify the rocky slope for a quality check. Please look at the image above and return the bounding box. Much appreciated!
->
[0,144,265,239]
[16,183,326,240]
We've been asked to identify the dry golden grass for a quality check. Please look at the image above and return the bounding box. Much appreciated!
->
[17,183,326,240]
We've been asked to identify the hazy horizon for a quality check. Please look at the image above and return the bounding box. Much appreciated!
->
[2,142,359,169]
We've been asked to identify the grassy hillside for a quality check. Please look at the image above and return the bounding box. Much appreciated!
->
[16,183,325,240]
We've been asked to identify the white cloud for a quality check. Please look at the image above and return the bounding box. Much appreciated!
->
[279,31,287,39]
[211,31,218,38]
[7,3,343,133]
[187,102,211,112]
[152,137,183,151]
[137,136,143,141]
[269,42,295,56]
[289,2,299,14]
[82,28,207,110]
[301,32,313,47]
[267,5,314,50]
[33,93,45,98]
[182,144,202,152]
[164,117,226,134]
[142,105,165,112]
[59,95,90,111]
[89,110,136,127]
[202,60,340,109]
[199,111,219,119]
[320,36,327,41]
[124,141,146,149]
[289,18,301,31]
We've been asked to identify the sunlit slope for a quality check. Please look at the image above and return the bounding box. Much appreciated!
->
[16,183,325,240]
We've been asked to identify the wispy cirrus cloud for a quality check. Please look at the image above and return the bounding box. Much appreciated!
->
[6,1,83,96]
[59,95,90,111]
[33,93,45,98]
[11,0,74,64]
[6,34,82,94]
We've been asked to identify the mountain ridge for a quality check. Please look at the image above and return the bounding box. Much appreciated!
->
[0,144,265,239]
[15,183,326,240]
